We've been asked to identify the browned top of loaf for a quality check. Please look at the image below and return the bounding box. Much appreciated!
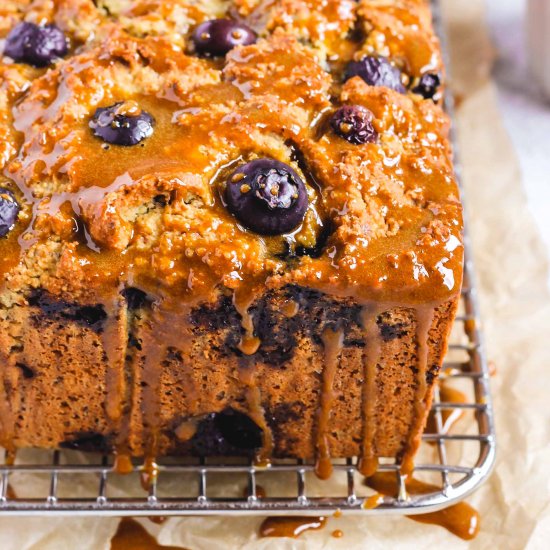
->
[0,0,462,309]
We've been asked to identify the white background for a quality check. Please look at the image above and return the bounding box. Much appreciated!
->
[486,0,550,266]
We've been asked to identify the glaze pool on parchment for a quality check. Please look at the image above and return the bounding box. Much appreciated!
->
[366,472,480,541]
[110,518,188,550]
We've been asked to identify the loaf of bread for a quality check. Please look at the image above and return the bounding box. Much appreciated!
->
[0,0,462,478]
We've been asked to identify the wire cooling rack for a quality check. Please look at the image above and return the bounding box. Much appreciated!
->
[0,0,495,517]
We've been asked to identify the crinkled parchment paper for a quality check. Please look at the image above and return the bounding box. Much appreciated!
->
[2,0,550,548]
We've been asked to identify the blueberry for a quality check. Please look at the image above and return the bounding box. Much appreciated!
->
[330,105,377,144]
[60,431,110,452]
[215,409,263,450]
[225,159,308,235]
[121,287,151,310]
[412,73,441,100]
[344,56,406,93]
[191,19,257,57]
[0,188,20,238]
[4,22,68,67]
[89,102,154,146]
[189,409,263,455]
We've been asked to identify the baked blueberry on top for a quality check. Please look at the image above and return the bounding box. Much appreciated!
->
[191,19,257,57]
[225,159,308,235]
[413,73,441,99]
[330,105,378,144]
[3,22,68,67]
[89,102,155,146]
[345,56,406,93]
[0,188,20,238]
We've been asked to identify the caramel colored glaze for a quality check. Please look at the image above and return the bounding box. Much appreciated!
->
[234,287,262,357]
[426,383,467,437]
[315,326,344,479]
[242,484,267,499]
[4,449,16,466]
[140,456,159,492]
[138,307,195,460]
[102,297,128,458]
[148,516,168,525]
[0,4,461,305]
[412,506,480,541]
[358,305,382,476]
[110,518,187,550]
[281,299,300,318]
[356,3,443,80]
[234,286,274,465]
[400,306,435,474]
[174,420,198,443]
[332,529,344,538]
[366,473,480,541]
[113,453,134,475]
[6,484,16,500]
[0,361,14,451]
[0,0,462,473]
[259,516,327,538]
[362,493,384,510]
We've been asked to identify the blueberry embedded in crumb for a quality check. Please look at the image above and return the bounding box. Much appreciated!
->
[215,408,263,450]
[191,19,257,57]
[89,101,155,146]
[379,321,408,341]
[189,408,263,455]
[121,287,151,310]
[330,105,378,144]
[189,413,228,455]
[0,188,20,238]
[4,22,68,67]
[377,311,409,342]
[15,363,35,380]
[74,305,108,327]
[225,158,308,235]
[60,431,111,452]
[27,289,107,331]
[344,56,406,93]
[412,73,441,100]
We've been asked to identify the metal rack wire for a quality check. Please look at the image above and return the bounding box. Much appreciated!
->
[0,0,495,517]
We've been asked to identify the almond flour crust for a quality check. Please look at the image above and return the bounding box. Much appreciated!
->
[0,0,463,475]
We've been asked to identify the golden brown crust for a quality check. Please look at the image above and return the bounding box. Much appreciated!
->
[0,0,463,471]
[0,0,460,304]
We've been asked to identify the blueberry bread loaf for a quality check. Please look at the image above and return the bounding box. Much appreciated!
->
[0,0,462,478]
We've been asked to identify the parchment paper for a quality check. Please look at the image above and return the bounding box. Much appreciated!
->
[2,0,550,548]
